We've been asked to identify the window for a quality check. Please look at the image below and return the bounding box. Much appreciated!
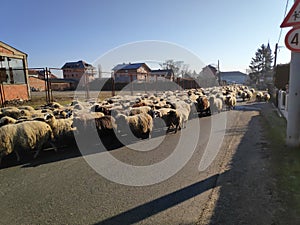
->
[0,57,26,84]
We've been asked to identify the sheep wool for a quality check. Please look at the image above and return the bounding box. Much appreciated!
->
[0,116,17,127]
[45,114,74,139]
[0,121,54,164]
[116,113,153,139]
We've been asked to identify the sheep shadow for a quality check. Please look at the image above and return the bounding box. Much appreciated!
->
[1,114,206,169]
[0,123,182,169]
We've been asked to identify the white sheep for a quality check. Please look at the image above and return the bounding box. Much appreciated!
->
[225,95,236,110]
[256,91,263,101]
[263,93,271,102]
[0,116,17,127]
[44,114,74,140]
[115,113,153,139]
[129,106,152,116]
[209,96,223,114]
[0,121,55,164]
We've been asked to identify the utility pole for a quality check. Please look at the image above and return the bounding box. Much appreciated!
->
[273,43,278,68]
[286,0,300,147]
[286,51,300,146]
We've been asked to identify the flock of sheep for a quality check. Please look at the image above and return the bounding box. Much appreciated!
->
[0,85,271,165]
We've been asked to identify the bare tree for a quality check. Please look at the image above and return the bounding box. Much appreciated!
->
[160,60,190,78]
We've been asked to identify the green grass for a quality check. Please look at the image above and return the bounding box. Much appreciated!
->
[261,104,300,223]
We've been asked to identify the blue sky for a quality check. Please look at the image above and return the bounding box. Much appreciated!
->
[2,0,293,76]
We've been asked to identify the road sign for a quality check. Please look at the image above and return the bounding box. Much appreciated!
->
[281,0,300,27]
[285,27,300,52]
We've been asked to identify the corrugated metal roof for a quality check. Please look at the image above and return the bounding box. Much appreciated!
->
[112,63,150,71]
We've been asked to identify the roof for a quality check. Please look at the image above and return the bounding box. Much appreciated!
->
[112,63,150,71]
[219,71,248,77]
[28,69,58,79]
[61,60,94,69]
[49,78,78,83]
[0,41,27,56]
[150,69,174,76]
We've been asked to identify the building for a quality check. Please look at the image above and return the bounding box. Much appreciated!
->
[112,63,151,83]
[0,41,30,105]
[219,71,249,85]
[149,69,174,82]
[200,65,218,77]
[61,60,96,86]
[28,69,77,91]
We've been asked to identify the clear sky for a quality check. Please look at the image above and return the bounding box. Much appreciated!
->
[2,0,293,77]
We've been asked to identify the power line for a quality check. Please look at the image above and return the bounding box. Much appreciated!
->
[278,0,290,44]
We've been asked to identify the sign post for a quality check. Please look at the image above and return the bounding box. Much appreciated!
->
[281,0,300,147]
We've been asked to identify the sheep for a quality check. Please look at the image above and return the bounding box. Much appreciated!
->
[164,109,183,133]
[263,93,271,102]
[0,116,17,127]
[18,105,35,111]
[129,106,152,116]
[256,91,263,101]
[1,107,22,119]
[94,116,117,140]
[73,113,117,145]
[46,102,63,109]
[152,108,175,129]
[0,121,56,164]
[196,96,211,117]
[225,95,236,110]
[44,113,74,141]
[132,101,148,108]
[175,107,190,130]
[115,113,153,139]
[209,96,223,114]
[91,104,112,115]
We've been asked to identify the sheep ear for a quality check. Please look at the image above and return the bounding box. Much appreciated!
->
[44,113,53,120]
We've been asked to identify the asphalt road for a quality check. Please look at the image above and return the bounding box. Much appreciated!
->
[0,103,258,225]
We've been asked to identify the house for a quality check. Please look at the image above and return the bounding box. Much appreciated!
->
[149,69,174,82]
[112,63,151,83]
[28,69,76,91]
[200,65,218,77]
[0,41,31,105]
[61,60,96,87]
[219,71,249,85]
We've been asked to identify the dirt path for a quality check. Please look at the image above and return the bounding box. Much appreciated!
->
[197,102,281,225]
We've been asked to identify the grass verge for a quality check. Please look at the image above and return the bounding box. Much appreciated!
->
[260,103,300,224]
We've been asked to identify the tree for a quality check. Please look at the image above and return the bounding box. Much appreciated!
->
[249,44,273,84]
[160,60,189,78]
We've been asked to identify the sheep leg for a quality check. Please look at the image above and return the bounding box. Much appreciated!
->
[49,141,58,152]
[15,150,21,162]
[33,148,41,159]
[147,131,151,139]
[174,124,180,133]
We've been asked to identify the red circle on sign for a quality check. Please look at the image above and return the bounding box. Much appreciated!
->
[285,26,300,52]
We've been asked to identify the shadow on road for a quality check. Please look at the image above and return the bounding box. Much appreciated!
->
[94,172,228,225]
[208,103,276,225]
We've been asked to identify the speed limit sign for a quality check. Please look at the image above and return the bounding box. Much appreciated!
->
[285,27,300,52]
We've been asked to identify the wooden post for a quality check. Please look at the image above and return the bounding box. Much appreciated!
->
[130,73,133,96]
[44,68,49,104]
[112,73,115,97]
